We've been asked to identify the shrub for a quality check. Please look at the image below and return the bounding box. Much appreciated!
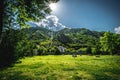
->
[0,29,27,68]
[86,46,92,54]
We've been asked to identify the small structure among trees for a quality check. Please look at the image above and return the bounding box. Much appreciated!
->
[58,46,65,53]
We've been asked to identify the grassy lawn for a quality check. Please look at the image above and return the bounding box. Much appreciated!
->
[0,55,120,80]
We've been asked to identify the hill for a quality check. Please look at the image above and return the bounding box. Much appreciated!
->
[20,27,105,55]
[24,27,104,46]
[24,27,104,41]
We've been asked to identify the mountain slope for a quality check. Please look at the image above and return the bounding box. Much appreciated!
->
[23,27,104,47]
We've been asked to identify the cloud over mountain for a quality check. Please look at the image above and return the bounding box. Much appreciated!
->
[114,26,120,34]
[35,15,66,31]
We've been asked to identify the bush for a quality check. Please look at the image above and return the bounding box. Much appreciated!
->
[78,48,87,55]
[37,46,48,55]
[15,40,36,57]
[54,46,61,55]
[86,46,92,54]
[0,29,27,68]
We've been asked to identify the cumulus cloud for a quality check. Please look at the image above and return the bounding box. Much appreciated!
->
[114,26,120,34]
[35,15,67,31]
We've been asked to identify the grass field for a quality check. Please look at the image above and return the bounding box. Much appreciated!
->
[0,55,120,80]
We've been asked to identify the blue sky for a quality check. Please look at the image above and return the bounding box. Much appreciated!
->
[51,0,120,32]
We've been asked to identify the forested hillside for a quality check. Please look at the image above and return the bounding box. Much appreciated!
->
[22,27,120,55]
[24,27,104,45]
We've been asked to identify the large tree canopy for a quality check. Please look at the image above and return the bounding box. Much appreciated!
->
[0,0,59,68]
[0,0,59,37]
[100,32,120,54]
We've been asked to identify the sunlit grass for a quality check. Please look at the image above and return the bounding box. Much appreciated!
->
[0,55,120,80]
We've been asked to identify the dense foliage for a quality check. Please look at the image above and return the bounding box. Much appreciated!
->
[100,32,120,55]
[0,0,59,68]
[0,29,27,67]
[16,27,120,56]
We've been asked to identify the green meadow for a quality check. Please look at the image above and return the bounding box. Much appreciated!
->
[0,55,120,80]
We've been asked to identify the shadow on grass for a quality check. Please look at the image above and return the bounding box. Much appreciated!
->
[16,62,45,69]
[63,68,77,71]
[72,75,82,80]
[46,75,57,80]
[91,73,117,80]
[40,67,49,74]
[0,71,42,80]
[62,65,120,80]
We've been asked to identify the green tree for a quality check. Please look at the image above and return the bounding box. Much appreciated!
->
[0,29,27,68]
[0,0,59,37]
[100,32,120,55]
[0,0,59,68]
[86,46,92,54]
[92,42,101,55]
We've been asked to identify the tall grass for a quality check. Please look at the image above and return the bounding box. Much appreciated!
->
[0,55,120,80]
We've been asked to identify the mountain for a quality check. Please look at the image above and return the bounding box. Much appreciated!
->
[23,27,104,47]
[23,27,51,40]
[56,28,104,38]
[56,28,104,45]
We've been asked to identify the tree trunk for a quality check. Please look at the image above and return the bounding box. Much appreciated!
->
[0,0,4,38]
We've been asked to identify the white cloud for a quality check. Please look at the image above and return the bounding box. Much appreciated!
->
[35,15,67,31]
[114,26,120,34]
